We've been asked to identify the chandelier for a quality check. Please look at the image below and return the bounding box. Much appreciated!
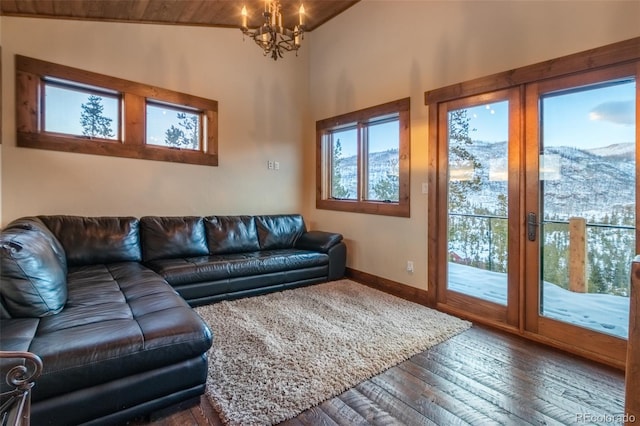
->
[241,1,306,61]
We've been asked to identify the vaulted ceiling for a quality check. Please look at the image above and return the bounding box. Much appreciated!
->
[0,0,360,31]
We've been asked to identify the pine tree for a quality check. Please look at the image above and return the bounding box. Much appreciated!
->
[331,139,350,198]
[80,95,114,138]
[372,155,399,201]
[588,253,607,294]
[488,193,508,273]
[448,109,481,212]
[164,126,183,147]
[164,113,199,149]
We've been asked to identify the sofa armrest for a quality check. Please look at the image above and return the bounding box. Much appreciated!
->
[295,231,343,253]
[0,351,43,426]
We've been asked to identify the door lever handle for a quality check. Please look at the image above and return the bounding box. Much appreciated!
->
[527,212,538,242]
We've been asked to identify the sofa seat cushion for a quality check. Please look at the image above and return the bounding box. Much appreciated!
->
[146,249,329,286]
[25,262,212,402]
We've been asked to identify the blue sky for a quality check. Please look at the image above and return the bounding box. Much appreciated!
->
[333,120,398,158]
[44,84,190,145]
[469,79,636,149]
[542,81,635,148]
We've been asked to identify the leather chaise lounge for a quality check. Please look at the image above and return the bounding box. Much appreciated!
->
[0,214,346,425]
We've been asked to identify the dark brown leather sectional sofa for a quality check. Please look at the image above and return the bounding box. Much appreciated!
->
[0,214,346,425]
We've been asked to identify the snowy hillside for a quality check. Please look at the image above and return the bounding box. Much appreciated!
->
[337,149,399,198]
[448,262,629,338]
[461,141,635,221]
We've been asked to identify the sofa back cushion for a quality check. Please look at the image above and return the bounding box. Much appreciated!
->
[1,227,67,317]
[141,216,209,262]
[40,216,141,266]
[204,216,260,255]
[255,214,307,250]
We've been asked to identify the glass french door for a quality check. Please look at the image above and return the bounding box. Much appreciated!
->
[524,65,637,362]
[437,88,521,327]
[434,63,637,364]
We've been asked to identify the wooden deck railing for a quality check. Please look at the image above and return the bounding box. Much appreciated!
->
[626,256,640,425]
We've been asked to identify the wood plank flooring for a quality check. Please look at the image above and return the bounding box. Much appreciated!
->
[138,325,625,425]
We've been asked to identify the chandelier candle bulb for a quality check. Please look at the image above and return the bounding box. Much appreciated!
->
[241,6,247,28]
[299,4,305,26]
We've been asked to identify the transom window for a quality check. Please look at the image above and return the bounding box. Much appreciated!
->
[316,98,410,217]
[16,55,218,166]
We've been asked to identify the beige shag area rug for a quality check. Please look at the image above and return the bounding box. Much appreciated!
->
[194,279,471,426]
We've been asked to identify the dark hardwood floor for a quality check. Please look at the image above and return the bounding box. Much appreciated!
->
[140,325,625,425]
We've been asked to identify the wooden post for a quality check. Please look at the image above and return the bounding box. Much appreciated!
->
[626,256,640,425]
[568,217,588,293]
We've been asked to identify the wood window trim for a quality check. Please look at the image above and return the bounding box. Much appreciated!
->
[425,37,640,105]
[15,55,218,166]
[316,97,411,218]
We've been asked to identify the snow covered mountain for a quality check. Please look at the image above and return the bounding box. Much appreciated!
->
[464,141,635,221]
[337,141,635,223]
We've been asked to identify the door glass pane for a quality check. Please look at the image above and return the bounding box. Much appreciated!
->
[540,78,636,338]
[366,119,400,202]
[447,101,509,304]
[330,127,358,200]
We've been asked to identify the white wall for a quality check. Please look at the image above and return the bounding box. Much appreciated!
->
[1,17,309,224]
[304,0,640,290]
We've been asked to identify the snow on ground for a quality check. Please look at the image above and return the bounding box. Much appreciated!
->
[448,262,629,339]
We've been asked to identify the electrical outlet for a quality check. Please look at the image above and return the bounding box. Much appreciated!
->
[267,160,274,170]
[421,182,428,194]
[274,161,280,170]
[406,261,414,273]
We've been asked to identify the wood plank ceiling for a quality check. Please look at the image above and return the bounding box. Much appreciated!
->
[0,0,360,31]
